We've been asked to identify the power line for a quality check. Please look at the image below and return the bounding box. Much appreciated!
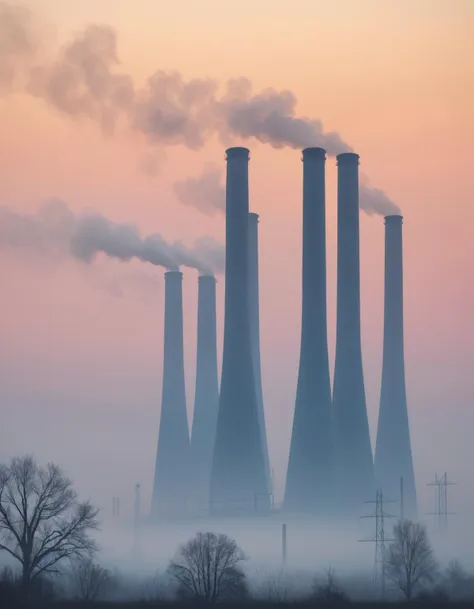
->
[427,472,455,530]
[359,488,396,598]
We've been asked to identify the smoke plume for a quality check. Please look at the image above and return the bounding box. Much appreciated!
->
[0,200,224,275]
[359,175,401,216]
[174,165,225,215]
[27,24,134,134]
[1,5,401,213]
[218,78,351,155]
[0,2,43,91]
[174,166,400,217]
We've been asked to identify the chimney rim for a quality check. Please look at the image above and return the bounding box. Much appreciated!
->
[336,152,360,165]
[164,269,183,279]
[384,214,403,224]
[248,212,260,222]
[198,274,216,283]
[302,147,326,160]
[225,146,250,160]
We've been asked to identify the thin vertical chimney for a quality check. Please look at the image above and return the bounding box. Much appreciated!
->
[375,215,417,518]
[332,152,374,516]
[152,270,190,518]
[190,275,219,509]
[210,147,269,512]
[248,212,272,495]
[285,147,333,514]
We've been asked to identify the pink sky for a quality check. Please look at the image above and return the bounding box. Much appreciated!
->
[0,0,473,523]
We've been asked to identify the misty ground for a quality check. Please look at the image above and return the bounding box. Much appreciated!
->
[2,515,472,606]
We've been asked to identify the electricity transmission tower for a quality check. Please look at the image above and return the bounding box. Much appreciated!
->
[359,488,396,598]
[427,472,455,530]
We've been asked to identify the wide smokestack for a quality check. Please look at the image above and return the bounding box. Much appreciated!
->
[375,215,417,518]
[190,275,219,509]
[284,147,333,514]
[332,152,374,516]
[210,147,269,512]
[152,270,190,518]
[248,212,272,495]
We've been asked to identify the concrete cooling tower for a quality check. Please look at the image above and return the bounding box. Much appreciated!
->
[210,147,269,513]
[151,270,190,518]
[375,215,417,517]
[248,212,272,496]
[285,147,334,516]
[332,153,374,517]
[190,275,219,512]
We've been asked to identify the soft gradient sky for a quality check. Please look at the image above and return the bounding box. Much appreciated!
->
[0,0,473,529]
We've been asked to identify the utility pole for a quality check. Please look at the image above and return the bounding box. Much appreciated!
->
[400,476,404,521]
[359,489,395,598]
[427,472,455,530]
[282,523,287,568]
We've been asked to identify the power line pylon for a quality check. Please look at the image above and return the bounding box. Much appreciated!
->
[359,488,396,598]
[427,472,455,530]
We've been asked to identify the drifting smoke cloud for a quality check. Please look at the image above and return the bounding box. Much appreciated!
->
[174,165,225,215]
[27,24,134,134]
[174,167,400,217]
[219,78,350,154]
[0,200,224,275]
[0,2,43,90]
[0,5,401,215]
[359,175,401,216]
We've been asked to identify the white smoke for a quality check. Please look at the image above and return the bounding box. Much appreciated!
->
[0,200,224,275]
[174,165,225,216]
[0,3,401,215]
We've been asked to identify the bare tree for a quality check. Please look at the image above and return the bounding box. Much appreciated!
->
[313,566,349,603]
[71,558,111,601]
[386,520,437,599]
[168,532,247,603]
[0,455,99,590]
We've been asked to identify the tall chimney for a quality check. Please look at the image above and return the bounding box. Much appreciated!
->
[332,152,374,516]
[375,215,417,518]
[210,148,269,512]
[285,147,333,515]
[152,270,190,518]
[190,275,219,510]
[248,212,272,496]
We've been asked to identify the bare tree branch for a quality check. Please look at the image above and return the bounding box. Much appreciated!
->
[168,532,247,603]
[0,455,99,590]
[386,519,437,599]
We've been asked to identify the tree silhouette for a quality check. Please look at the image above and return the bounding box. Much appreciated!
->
[0,455,98,590]
[168,532,247,603]
[386,520,436,599]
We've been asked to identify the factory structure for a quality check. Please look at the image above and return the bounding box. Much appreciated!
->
[151,146,417,520]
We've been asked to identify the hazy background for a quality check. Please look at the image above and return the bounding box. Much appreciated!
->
[0,0,473,546]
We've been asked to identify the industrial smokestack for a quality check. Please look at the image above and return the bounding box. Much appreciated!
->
[210,147,269,512]
[284,147,333,514]
[190,275,219,510]
[375,215,417,518]
[332,152,374,516]
[248,212,272,495]
[152,270,190,518]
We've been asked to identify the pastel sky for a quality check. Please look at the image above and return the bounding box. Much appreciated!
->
[0,0,473,529]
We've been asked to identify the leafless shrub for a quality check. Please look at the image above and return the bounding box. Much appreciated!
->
[313,566,349,603]
[70,557,111,600]
[168,531,247,603]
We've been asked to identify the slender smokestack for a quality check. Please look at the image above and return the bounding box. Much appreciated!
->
[210,147,269,512]
[152,270,190,518]
[375,215,417,518]
[284,147,333,514]
[248,212,272,495]
[190,275,219,509]
[332,152,374,516]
